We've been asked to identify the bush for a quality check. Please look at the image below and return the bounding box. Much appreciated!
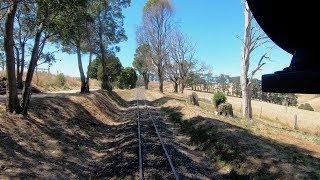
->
[212,91,226,108]
[55,73,66,88]
[217,103,233,117]
[116,67,137,89]
[298,103,314,111]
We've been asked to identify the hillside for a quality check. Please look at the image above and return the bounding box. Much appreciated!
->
[297,94,320,112]
[0,90,136,178]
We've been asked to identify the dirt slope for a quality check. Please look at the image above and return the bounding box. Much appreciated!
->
[0,90,138,179]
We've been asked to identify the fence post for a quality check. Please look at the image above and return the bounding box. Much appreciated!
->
[293,114,297,130]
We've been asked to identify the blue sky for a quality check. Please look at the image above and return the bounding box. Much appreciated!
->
[45,0,292,79]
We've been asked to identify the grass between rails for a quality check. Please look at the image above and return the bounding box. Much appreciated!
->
[144,89,320,179]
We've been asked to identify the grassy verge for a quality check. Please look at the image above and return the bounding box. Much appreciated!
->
[160,95,320,179]
[161,106,275,179]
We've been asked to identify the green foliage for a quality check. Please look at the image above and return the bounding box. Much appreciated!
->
[212,91,227,108]
[55,73,66,88]
[116,67,137,89]
[90,55,123,82]
[298,103,314,111]
[106,55,123,82]
[88,58,100,79]
[132,44,150,74]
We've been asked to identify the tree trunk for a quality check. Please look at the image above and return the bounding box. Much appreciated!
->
[158,67,163,93]
[143,72,149,89]
[21,25,44,115]
[17,43,25,89]
[173,81,178,93]
[76,41,87,93]
[85,51,93,92]
[15,45,20,82]
[241,1,253,119]
[98,14,112,91]
[179,79,186,93]
[4,2,22,113]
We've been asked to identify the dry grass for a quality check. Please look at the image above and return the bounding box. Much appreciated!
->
[0,90,139,179]
[297,94,320,112]
[113,89,136,102]
[184,89,320,135]
[0,71,101,92]
[144,89,320,179]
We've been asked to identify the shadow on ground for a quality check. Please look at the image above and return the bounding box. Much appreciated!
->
[0,90,138,179]
[158,101,320,179]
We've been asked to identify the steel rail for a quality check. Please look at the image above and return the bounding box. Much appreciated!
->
[136,95,143,180]
[136,88,179,180]
[142,99,180,180]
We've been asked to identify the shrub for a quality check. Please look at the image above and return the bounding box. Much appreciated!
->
[55,73,66,88]
[116,67,137,89]
[212,91,226,108]
[298,103,314,111]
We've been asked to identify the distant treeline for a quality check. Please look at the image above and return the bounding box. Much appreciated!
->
[185,73,298,106]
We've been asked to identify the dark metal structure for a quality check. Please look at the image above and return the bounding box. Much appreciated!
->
[246,0,320,93]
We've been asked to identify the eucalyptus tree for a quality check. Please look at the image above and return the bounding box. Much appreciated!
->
[138,0,174,93]
[53,2,93,93]
[3,0,22,113]
[168,31,196,93]
[21,0,89,114]
[91,0,130,91]
[132,44,152,89]
[14,3,36,88]
[241,1,272,119]
[165,57,179,92]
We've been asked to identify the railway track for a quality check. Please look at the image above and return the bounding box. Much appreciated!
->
[136,89,179,180]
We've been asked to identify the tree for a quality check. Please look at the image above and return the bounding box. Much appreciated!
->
[138,0,174,93]
[240,1,271,119]
[168,31,196,93]
[53,1,93,93]
[97,53,123,82]
[3,0,22,113]
[133,44,151,89]
[91,0,130,91]
[21,0,90,114]
[14,3,35,89]
[216,74,230,93]
[117,67,137,89]
[88,58,100,79]
[230,76,241,97]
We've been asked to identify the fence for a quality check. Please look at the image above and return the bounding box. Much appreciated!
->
[184,90,320,135]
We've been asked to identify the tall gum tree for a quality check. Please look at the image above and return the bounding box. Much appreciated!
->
[53,4,93,93]
[168,31,196,93]
[241,1,272,119]
[132,44,151,89]
[91,0,130,91]
[4,1,22,113]
[21,0,89,114]
[139,0,174,93]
